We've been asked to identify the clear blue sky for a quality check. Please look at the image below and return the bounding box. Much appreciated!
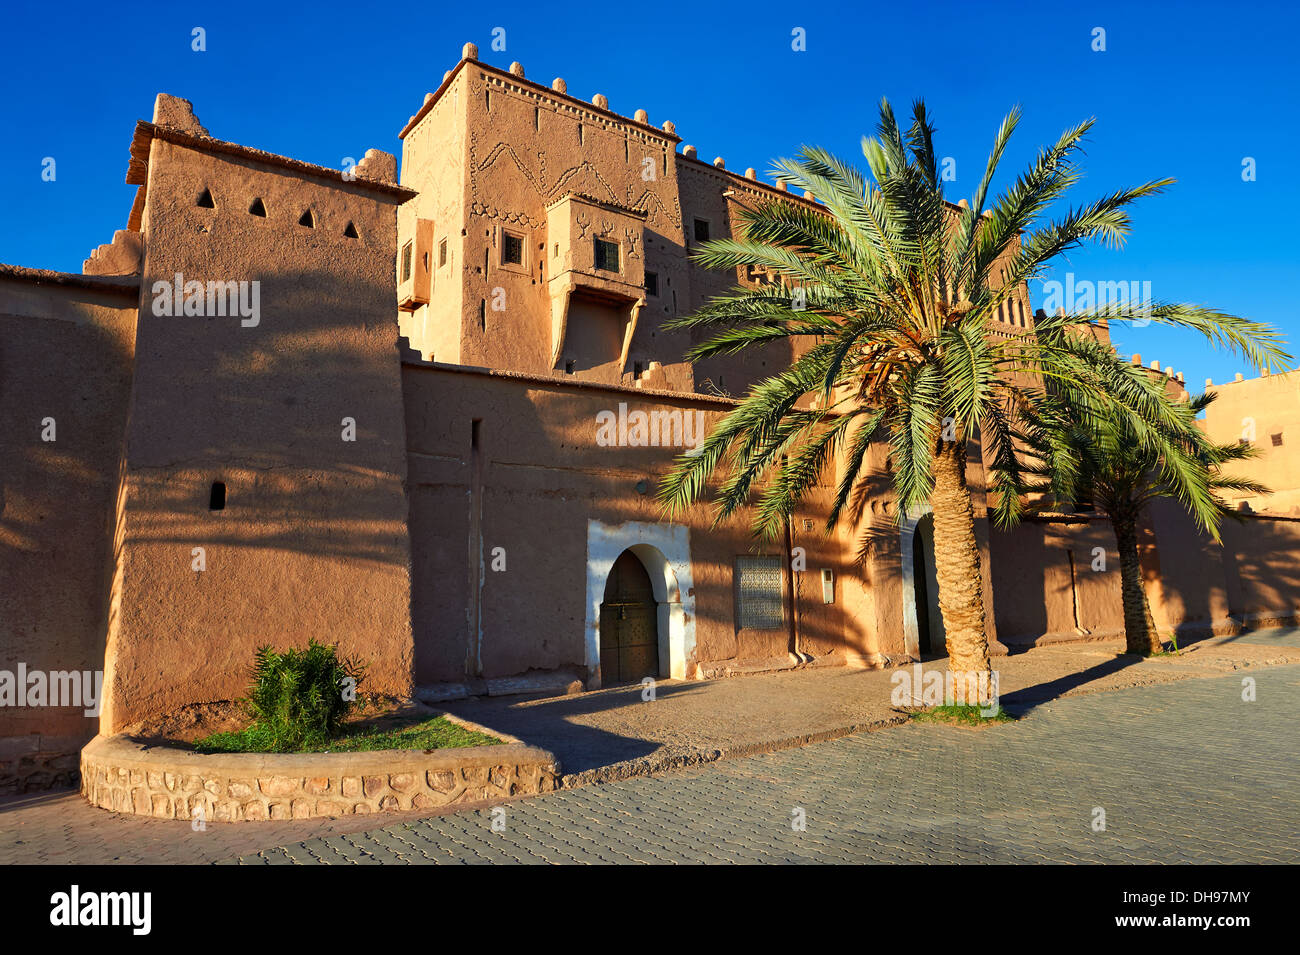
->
[2,0,1296,388]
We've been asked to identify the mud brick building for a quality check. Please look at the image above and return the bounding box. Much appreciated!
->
[3,44,1298,792]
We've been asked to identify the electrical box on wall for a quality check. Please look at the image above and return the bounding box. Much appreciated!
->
[821,568,834,604]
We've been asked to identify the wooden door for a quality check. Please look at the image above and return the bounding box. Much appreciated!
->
[599,551,659,683]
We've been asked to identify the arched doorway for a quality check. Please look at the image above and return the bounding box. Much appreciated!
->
[599,550,659,684]
[911,515,946,656]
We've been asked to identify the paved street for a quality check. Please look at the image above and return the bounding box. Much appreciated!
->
[234,665,1300,864]
[4,640,1297,865]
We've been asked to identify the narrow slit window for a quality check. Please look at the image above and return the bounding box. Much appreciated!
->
[209,481,226,511]
[439,238,448,267]
[400,241,413,282]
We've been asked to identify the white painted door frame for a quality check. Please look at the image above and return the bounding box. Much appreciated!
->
[584,520,695,688]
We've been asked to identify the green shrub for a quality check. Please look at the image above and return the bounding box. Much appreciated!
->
[240,640,365,751]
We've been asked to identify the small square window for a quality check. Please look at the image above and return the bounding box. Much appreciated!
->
[645,271,659,296]
[1271,432,1283,447]
[594,237,620,272]
[400,241,413,283]
[693,218,711,242]
[439,238,448,267]
[502,232,524,265]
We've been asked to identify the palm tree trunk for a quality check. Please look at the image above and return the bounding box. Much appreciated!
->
[1112,514,1161,655]
[929,438,992,704]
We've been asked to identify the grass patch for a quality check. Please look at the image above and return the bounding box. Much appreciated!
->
[194,715,501,754]
[909,703,1016,726]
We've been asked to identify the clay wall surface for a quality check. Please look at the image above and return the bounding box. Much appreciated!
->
[398,69,470,363]
[989,517,1125,644]
[1203,370,1300,514]
[99,134,415,732]
[1220,515,1300,623]
[400,363,876,687]
[0,271,138,788]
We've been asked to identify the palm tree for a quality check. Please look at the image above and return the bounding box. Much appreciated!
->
[657,99,1288,703]
[1018,382,1268,655]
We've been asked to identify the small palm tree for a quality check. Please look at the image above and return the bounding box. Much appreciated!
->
[658,99,1288,702]
[1019,383,1267,655]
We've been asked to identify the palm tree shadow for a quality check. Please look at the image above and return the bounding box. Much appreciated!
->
[999,653,1146,716]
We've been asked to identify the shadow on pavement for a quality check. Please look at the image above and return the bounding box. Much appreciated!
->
[443,680,714,776]
[1000,653,1146,716]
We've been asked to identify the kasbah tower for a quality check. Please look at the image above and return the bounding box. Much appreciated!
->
[2,42,1298,794]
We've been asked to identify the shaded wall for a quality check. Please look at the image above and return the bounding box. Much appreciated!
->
[990,517,1125,645]
[0,274,137,789]
[401,364,875,687]
[1221,515,1300,623]
[990,504,1300,647]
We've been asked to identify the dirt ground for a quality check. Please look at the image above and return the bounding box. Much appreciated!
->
[122,696,431,747]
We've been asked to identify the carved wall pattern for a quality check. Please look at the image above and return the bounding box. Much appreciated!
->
[467,112,683,233]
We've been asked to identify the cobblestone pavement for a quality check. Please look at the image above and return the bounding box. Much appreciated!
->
[234,666,1300,865]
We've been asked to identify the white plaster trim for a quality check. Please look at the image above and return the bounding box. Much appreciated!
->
[585,520,695,687]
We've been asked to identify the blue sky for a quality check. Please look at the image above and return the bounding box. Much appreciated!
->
[2,0,1296,388]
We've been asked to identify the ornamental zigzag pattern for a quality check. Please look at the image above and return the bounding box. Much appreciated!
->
[470,136,681,230]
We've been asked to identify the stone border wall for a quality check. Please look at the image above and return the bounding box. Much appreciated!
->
[1,737,86,795]
[80,728,560,822]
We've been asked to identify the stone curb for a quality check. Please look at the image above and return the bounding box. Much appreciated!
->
[80,732,561,822]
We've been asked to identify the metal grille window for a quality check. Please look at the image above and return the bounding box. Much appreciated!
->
[594,237,620,272]
[736,556,784,629]
[502,232,524,265]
